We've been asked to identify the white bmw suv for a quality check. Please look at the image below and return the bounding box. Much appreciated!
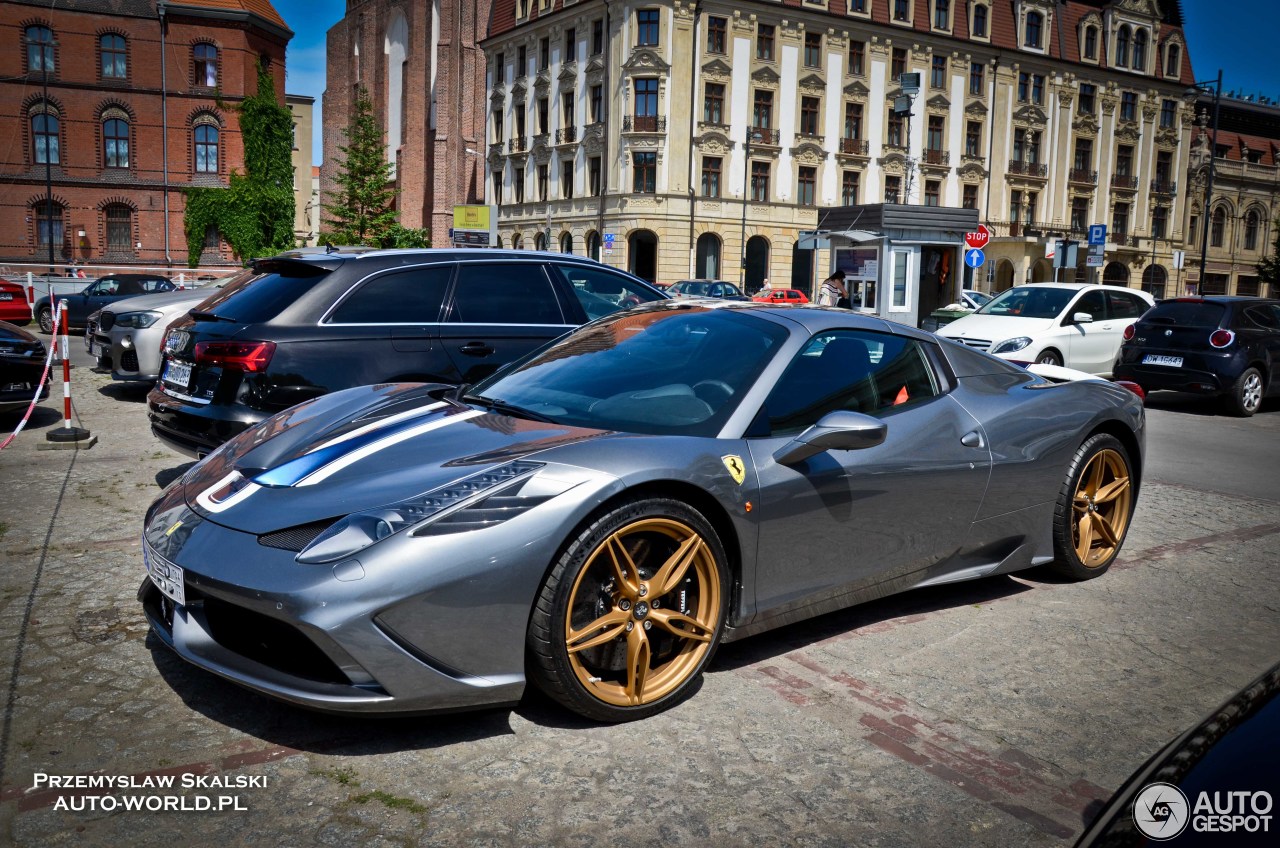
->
[939,283,1154,375]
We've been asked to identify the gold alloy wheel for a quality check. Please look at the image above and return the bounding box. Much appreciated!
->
[1071,448,1132,568]
[563,517,722,707]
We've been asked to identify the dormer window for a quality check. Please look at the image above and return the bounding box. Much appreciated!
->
[933,0,950,31]
[1165,43,1181,77]
[894,0,911,23]
[1132,29,1147,71]
[1116,26,1130,67]
[1025,12,1043,49]
[1083,26,1098,60]
[972,5,988,38]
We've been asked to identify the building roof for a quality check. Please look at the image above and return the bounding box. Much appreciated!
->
[9,0,288,31]
[486,0,1191,84]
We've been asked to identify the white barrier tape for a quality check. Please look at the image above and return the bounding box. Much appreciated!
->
[0,301,64,451]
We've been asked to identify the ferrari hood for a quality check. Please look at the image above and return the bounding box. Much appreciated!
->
[180,383,609,534]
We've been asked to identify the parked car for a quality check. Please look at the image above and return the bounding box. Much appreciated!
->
[959,289,993,311]
[147,249,666,457]
[1113,296,1280,416]
[0,280,32,326]
[939,283,1154,375]
[752,288,810,305]
[1075,659,1280,846]
[0,321,50,413]
[85,277,231,384]
[140,301,1143,721]
[35,274,177,333]
[666,279,751,301]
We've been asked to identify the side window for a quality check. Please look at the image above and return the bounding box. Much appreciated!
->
[329,266,451,323]
[451,263,565,325]
[1105,290,1144,320]
[1071,290,1107,321]
[759,330,941,436]
[93,279,119,296]
[119,279,147,296]
[552,264,660,320]
[1243,305,1278,330]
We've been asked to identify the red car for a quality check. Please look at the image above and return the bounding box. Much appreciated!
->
[752,288,810,305]
[0,280,32,326]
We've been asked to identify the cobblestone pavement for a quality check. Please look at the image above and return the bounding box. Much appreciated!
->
[0,362,1277,847]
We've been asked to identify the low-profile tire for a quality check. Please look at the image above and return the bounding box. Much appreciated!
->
[38,307,54,335]
[1049,433,1135,580]
[527,496,730,722]
[1224,367,1263,417]
[1035,349,1063,367]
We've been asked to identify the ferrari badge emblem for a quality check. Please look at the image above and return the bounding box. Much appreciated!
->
[165,520,184,537]
[722,455,746,486]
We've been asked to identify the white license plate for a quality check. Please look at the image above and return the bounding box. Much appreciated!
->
[0,293,12,301]
[163,360,192,389]
[1142,355,1183,367]
[143,545,186,606]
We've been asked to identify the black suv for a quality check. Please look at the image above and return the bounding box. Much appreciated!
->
[1113,296,1280,416]
[147,249,666,456]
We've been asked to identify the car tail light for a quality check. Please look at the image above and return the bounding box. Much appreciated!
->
[1114,380,1145,401]
[1209,329,1235,349]
[194,340,276,372]
[1122,324,1136,341]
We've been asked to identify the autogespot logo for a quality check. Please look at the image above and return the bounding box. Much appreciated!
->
[1133,782,1190,840]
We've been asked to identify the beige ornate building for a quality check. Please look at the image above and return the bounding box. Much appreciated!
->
[287,94,317,246]
[1182,94,1280,299]
[482,0,1197,295]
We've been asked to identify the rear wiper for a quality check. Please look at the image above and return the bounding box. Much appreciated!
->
[463,394,556,423]
[188,309,239,323]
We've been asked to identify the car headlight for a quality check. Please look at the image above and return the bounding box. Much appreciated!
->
[114,310,163,329]
[296,461,546,564]
[991,337,1033,354]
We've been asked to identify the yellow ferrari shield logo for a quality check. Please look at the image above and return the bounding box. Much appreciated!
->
[165,520,184,537]
[721,455,746,486]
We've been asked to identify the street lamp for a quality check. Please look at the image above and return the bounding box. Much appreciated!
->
[1187,70,1222,289]
[739,129,763,288]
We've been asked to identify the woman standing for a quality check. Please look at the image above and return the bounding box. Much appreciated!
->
[817,269,848,307]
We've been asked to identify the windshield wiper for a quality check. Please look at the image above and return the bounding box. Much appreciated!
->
[188,309,239,323]
[463,394,557,423]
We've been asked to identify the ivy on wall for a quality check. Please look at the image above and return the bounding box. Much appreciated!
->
[183,63,296,266]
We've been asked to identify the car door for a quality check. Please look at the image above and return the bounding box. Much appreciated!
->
[745,329,990,616]
[1241,305,1280,394]
[1061,289,1114,373]
[439,261,575,384]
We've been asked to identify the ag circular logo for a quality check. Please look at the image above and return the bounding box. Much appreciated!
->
[1133,782,1190,840]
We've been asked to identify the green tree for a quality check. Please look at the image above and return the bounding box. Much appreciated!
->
[183,63,296,265]
[1257,215,1280,291]
[322,86,400,245]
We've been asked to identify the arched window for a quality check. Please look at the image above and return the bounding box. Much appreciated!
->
[103,117,129,168]
[1083,26,1098,60]
[193,43,218,87]
[194,123,219,173]
[100,34,127,79]
[1211,207,1227,248]
[512,233,523,250]
[696,233,722,279]
[31,111,59,164]
[560,232,573,253]
[26,26,54,73]
[34,200,64,246]
[585,230,600,260]
[534,232,546,251]
[1245,210,1260,251]
[384,10,408,174]
[1132,29,1147,71]
[1116,26,1130,68]
[1141,265,1167,300]
[105,204,133,254]
[1165,43,1181,77]
[1024,12,1043,48]
[1103,261,1129,286]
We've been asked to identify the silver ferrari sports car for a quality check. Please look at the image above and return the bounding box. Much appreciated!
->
[140,302,1144,722]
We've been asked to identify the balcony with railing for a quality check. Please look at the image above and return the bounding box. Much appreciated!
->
[1007,159,1048,177]
[1111,174,1138,190]
[623,115,667,133]
[509,136,528,154]
[748,126,778,146]
[921,148,950,168]
[838,137,869,156]
[1150,179,1177,196]
[555,126,577,145]
[1068,168,1097,185]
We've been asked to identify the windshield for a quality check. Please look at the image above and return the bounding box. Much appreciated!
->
[670,282,709,296]
[965,290,992,307]
[975,286,1076,319]
[467,307,789,437]
[190,261,331,323]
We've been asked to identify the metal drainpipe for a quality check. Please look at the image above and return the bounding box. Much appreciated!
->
[159,3,173,266]
[686,2,700,278]
[596,6,611,263]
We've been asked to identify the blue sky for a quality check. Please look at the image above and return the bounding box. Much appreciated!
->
[276,0,1276,168]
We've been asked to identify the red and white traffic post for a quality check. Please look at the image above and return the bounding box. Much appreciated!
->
[45,298,93,446]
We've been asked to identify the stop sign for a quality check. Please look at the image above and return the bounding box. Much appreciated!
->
[964,225,991,250]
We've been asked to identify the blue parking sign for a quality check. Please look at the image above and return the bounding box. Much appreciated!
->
[603,233,615,246]
[1088,224,1107,245]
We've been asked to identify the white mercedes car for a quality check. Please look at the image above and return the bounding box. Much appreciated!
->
[939,283,1154,375]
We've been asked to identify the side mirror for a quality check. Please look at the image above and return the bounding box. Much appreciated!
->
[773,410,887,466]
[1072,312,1094,324]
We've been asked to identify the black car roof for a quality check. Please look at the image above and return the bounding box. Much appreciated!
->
[262,248,650,276]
